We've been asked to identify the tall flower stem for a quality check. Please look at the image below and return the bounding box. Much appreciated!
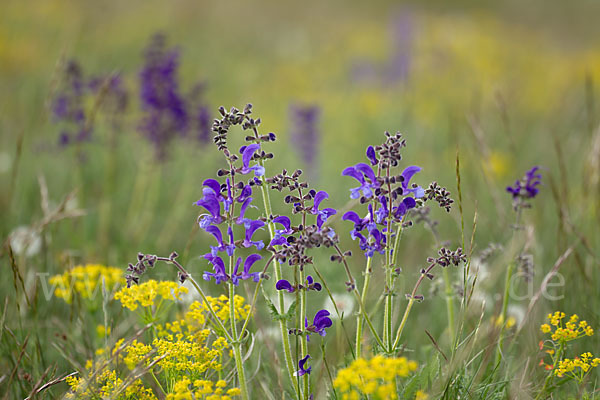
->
[299,267,309,400]
[257,169,301,400]
[158,252,249,399]
[535,342,563,400]
[232,342,249,400]
[392,260,437,350]
[442,262,455,345]
[355,256,372,357]
[156,257,232,342]
[383,166,395,351]
[426,226,456,346]
[334,245,385,351]
[494,209,522,366]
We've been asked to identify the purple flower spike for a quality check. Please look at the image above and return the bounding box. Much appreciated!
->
[226,227,236,256]
[240,144,265,176]
[203,255,228,284]
[238,185,252,202]
[311,191,337,230]
[355,163,377,183]
[237,197,254,227]
[394,197,417,218]
[202,179,222,198]
[305,275,322,291]
[242,254,262,282]
[366,145,378,166]
[195,195,222,227]
[273,216,293,234]
[317,208,336,230]
[343,211,368,235]
[312,191,329,213]
[276,279,295,293]
[309,310,332,336]
[375,195,389,223]
[223,178,234,212]
[342,163,379,199]
[205,225,225,256]
[507,166,542,200]
[242,220,265,250]
[232,254,262,285]
[295,355,311,377]
[400,165,424,198]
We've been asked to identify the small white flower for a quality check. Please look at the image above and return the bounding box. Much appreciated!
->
[9,226,42,257]
[256,326,281,342]
[322,293,355,319]
[507,304,526,326]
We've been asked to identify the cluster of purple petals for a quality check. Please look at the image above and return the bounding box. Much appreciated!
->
[342,146,424,257]
[88,74,129,117]
[52,60,92,146]
[195,146,268,285]
[188,83,212,144]
[276,275,322,293]
[295,355,311,376]
[138,34,189,158]
[289,104,320,177]
[305,309,332,338]
[385,11,414,84]
[506,166,542,200]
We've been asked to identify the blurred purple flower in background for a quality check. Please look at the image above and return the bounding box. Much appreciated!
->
[187,82,212,144]
[506,166,542,210]
[52,60,91,146]
[350,9,415,86]
[385,10,414,84]
[289,104,320,179]
[138,33,188,159]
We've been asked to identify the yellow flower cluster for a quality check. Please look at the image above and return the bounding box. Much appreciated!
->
[166,378,241,400]
[188,295,250,324]
[415,390,429,400]
[554,352,600,379]
[121,298,231,376]
[96,324,111,338]
[50,264,124,303]
[540,312,594,342]
[65,369,156,399]
[333,355,418,400]
[114,280,188,311]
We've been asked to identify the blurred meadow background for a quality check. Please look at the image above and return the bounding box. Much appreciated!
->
[1,0,600,398]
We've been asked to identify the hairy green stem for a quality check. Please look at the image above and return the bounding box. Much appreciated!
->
[258,174,301,400]
[494,208,522,366]
[299,267,309,400]
[232,342,249,400]
[334,245,386,351]
[392,261,437,350]
[355,257,372,357]
[442,267,456,345]
[535,342,563,400]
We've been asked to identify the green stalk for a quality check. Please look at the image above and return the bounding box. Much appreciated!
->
[494,208,522,366]
[355,257,372,357]
[393,298,415,350]
[535,342,563,400]
[384,266,393,351]
[383,167,394,351]
[392,260,437,350]
[232,342,249,400]
[299,267,309,400]
[258,178,301,400]
[334,245,385,350]
[442,267,455,345]
[494,260,514,366]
